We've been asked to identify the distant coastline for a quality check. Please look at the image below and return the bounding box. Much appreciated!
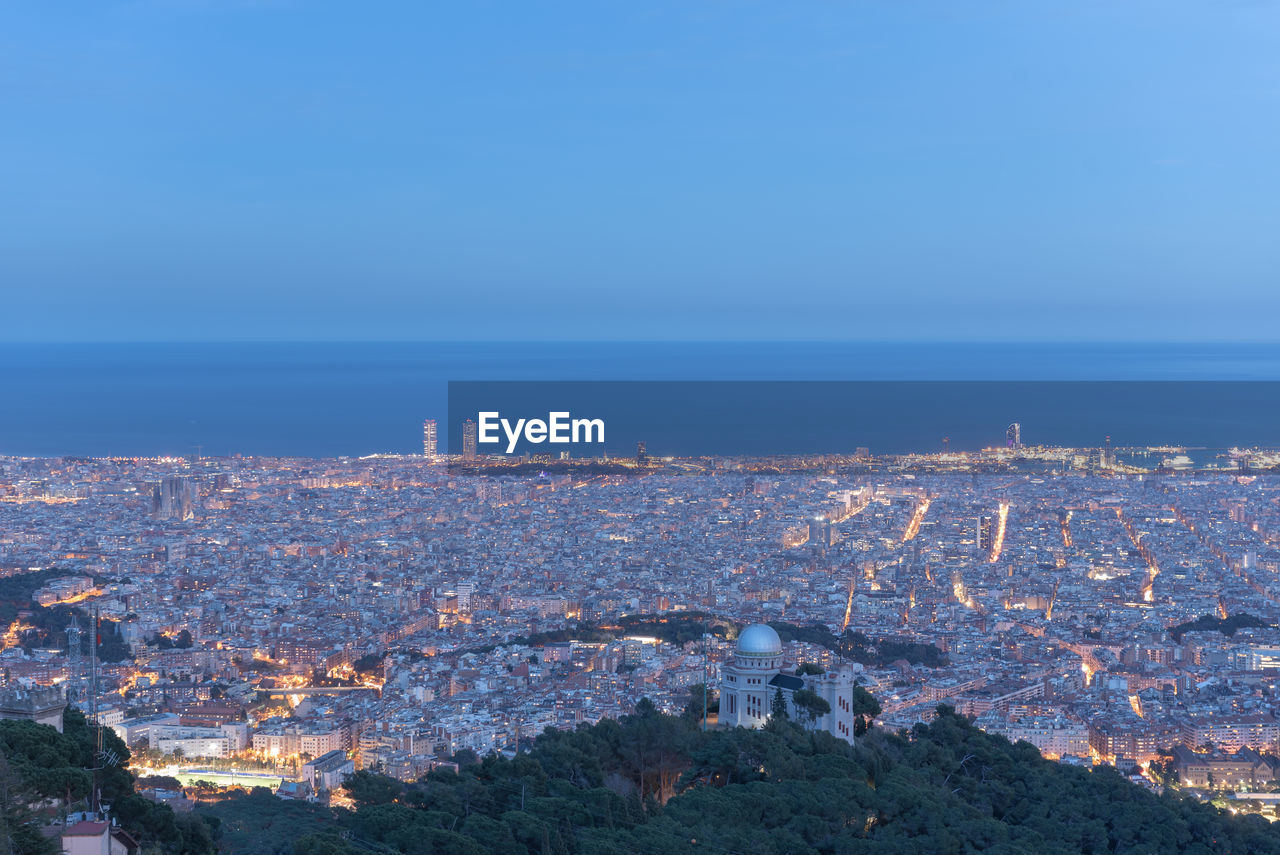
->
[4,342,1280,458]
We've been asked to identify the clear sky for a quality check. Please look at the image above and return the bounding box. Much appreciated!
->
[3,1,1278,342]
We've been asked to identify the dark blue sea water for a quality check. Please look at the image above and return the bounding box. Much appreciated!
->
[3,342,1280,457]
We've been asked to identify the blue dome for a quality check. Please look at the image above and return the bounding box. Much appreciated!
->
[736,623,782,656]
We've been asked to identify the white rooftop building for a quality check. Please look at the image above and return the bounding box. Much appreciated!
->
[719,623,865,743]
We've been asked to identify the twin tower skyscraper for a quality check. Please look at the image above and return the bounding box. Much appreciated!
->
[423,418,478,459]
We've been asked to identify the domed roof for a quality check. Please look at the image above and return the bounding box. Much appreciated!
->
[736,623,782,656]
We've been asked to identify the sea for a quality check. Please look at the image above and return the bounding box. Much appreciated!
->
[3,342,1280,458]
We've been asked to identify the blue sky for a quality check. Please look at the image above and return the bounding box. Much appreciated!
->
[2,1,1278,341]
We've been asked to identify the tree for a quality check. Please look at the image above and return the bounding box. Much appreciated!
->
[452,748,481,768]
[352,653,383,675]
[791,689,830,724]
[1149,757,1178,788]
[344,770,403,807]
[851,685,881,736]
[797,662,825,676]
[0,751,57,855]
[770,687,789,720]
[196,788,331,853]
[294,832,360,855]
[682,683,716,724]
[614,697,693,804]
[1,709,215,854]
[183,705,1280,855]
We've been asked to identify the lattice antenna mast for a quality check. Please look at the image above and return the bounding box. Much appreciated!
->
[65,614,83,706]
[91,605,101,814]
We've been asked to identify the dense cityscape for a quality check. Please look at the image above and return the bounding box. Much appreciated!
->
[7,431,1280,846]
[7,0,1278,850]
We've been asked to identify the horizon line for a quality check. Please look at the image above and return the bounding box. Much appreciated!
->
[6,339,1280,347]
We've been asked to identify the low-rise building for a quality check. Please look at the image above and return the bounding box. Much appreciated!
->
[1171,745,1280,790]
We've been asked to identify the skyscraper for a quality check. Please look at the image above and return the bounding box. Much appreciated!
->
[1006,423,1022,449]
[635,441,648,467]
[462,419,477,459]
[423,419,438,458]
[809,517,832,550]
[976,515,993,553]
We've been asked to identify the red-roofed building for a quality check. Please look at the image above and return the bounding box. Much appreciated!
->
[60,820,139,855]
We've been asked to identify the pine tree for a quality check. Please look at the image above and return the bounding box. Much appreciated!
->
[771,687,788,720]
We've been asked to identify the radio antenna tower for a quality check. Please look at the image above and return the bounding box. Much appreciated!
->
[90,605,105,814]
[65,614,83,706]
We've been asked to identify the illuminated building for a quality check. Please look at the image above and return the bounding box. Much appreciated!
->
[976,712,1089,758]
[1181,715,1280,752]
[462,419,477,459]
[1171,745,1280,789]
[976,515,994,553]
[252,724,344,757]
[303,749,355,792]
[808,517,832,550]
[423,419,438,458]
[149,721,249,758]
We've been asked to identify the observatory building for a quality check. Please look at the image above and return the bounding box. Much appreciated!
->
[719,623,865,743]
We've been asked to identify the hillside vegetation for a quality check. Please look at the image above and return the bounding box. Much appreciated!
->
[197,702,1280,855]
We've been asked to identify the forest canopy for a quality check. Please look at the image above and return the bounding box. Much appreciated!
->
[194,701,1280,855]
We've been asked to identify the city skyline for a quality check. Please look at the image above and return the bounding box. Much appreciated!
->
[8,449,1280,820]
